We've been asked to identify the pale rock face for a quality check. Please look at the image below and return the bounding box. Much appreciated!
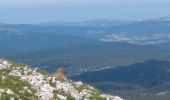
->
[9,66,55,100]
[113,96,124,100]
[0,88,5,93]
[101,94,124,100]
[6,89,14,95]
[0,88,14,95]
[0,59,11,69]
[10,97,15,100]
[55,81,83,100]
[0,59,123,100]
[57,94,67,100]
[75,81,83,86]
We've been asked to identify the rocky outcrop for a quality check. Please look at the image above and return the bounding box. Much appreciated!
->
[0,59,123,100]
[0,59,11,70]
[55,67,67,81]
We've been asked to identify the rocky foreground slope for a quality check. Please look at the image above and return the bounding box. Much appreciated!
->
[0,59,123,100]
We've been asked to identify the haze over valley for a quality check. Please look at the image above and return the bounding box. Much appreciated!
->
[1,0,170,99]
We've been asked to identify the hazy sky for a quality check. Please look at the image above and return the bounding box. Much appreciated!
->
[0,0,170,24]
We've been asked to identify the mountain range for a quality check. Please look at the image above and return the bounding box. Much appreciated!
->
[1,17,170,99]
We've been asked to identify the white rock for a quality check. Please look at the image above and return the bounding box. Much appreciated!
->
[57,94,67,100]
[6,89,14,94]
[1,59,123,100]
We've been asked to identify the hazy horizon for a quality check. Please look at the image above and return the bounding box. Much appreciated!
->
[0,0,170,24]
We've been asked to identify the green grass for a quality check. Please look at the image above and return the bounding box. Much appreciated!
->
[10,62,27,68]
[74,83,105,100]
[76,84,88,92]
[89,96,106,100]
[53,90,75,100]
[0,93,18,100]
[0,65,38,100]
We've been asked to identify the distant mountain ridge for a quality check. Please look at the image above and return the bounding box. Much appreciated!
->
[72,60,170,87]
[81,19,132,27]
[71,60,170,100]
[1,17,170,75]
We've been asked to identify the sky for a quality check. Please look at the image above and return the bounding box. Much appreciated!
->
[0,0,170,24]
